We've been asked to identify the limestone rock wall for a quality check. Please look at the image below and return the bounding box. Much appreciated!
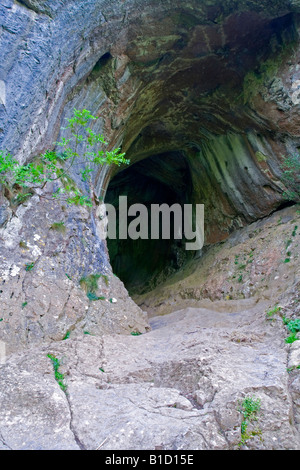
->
[1,0,300,349]
[0,1,300,450]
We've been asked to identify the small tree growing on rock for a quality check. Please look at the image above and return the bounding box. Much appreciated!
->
[0,108,129,208]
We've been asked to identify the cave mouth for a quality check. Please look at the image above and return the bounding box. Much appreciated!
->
[105,151,196,295]
[102,10,299,296]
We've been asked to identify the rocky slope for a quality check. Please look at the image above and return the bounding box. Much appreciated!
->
[0,206,299,450]
[1,0,300,345]
[0,185,149,356]
[0,0,300,451]
[135,206,300,316]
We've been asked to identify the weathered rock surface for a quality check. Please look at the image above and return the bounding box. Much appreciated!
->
[1,0,300,343]
[0,206,299,450]
[0,291,299,450]
[0,0,300,451]
[135,206,300,315]
[0,185,149,355]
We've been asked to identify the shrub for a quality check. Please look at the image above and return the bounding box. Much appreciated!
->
[47,354,67,393]
[238,396,262,446]
[0,109,129,207]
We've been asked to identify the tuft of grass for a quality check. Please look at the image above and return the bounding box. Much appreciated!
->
[19,240,29,250]
[50,221,66,234]
[79,273,107,301]
[266,304,281,320]
[287,364,300,372]
[281,154,300,202]
[47,354,67,393]
[283,317,300,343]
[79,274,101,294]
[102,274,109,286]
[286,318,300,334]
[25,262,35,272]
[238,396,261,446]
[86,292,105,301]
[238,264,247,270]
[13,192,33,205]
[285,332,299,344]
[286,239,292,249]
[63,331,71,340]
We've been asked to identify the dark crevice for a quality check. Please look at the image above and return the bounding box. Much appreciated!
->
[90,52,113,80]
[93,52,112,71]
[16,1,52,17]
[65,393,86,450]
[105,151,196,295]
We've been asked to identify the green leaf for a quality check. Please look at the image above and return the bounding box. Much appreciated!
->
[0,109,130,208]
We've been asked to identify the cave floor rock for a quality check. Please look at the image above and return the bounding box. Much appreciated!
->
[0,294,299,450]
[0,206,299,450]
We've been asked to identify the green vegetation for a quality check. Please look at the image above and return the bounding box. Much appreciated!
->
[19,240,29,249]
[283,226,298,263]
[266,304,281,320]
[283,316,300,343]
[80,273,101,300]
[238,396,262,446]
[280,153,300,203]
[47,354,67,393]
[14,192,33,203]
[242,42,296,105]
[285,239,292,249]
[0,109,129,208]
[25,262,34,272]
[50,221,66,234]
[285,332,299,344]
[232,250,255,284]
[79,273,107,301]
[238,264,247,270]
[86,292,106,301]
[292,225,298,237]
[255,151,268,162]
[287,364,300,372]
[286,318,300,333]
[79,273,101,293]
[265,305,300,343]
[63,331,71,340]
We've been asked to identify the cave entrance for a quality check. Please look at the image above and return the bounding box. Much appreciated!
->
[103,10,298,296]
[105,151,195,294]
